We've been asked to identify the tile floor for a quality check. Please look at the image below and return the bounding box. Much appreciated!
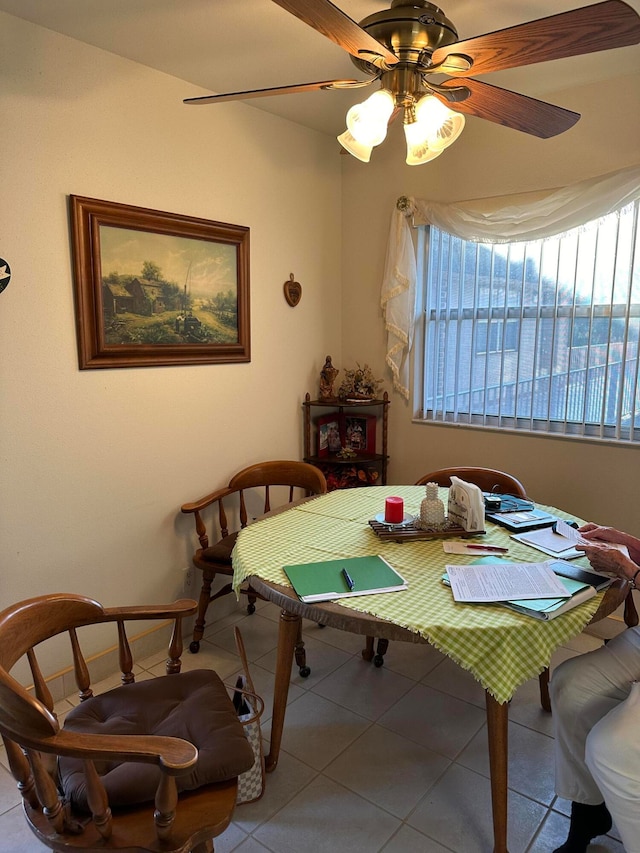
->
[0,597,632,853]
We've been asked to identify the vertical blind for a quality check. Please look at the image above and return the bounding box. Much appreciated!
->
[417,200,640,442]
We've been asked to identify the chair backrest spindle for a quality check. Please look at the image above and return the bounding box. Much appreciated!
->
[69,627,93,702]
[116,621,135,684]
[27,648,54,714]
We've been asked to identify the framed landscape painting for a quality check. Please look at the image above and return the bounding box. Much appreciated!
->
[69,195,250,369]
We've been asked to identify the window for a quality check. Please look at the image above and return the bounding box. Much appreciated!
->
[474,319,519,355]
[416,201,640,441]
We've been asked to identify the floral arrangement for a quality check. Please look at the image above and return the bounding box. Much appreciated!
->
[337,363,383,401]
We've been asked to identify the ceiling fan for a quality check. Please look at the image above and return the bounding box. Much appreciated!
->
[184,0,640,164]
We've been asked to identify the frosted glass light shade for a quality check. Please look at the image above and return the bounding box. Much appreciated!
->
[404,130,442,166]
[414,95,465,151]
[337,129,373,162]
[346,90,395,147]
[403,94,465,164]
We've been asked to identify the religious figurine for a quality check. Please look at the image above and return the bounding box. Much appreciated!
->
[319,356,339,400]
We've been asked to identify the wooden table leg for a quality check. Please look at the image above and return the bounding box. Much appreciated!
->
[486,692,509,853]
[361,636,374,661]
[265,609,300,772]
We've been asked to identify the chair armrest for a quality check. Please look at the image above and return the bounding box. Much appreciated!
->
[589,577,629,624]
[102,600,198,622]
[181,486,235,515]
[28,730,198,776]
[182,487,236,547]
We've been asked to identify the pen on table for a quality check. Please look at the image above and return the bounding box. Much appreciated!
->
[465,544,509,553]
[341,567,355,591]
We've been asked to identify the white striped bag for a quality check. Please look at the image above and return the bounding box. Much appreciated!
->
[231,627,265,804]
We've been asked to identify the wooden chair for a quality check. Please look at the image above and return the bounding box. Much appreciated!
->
[181,460,328,666]
[414,466,529,498]
[0,593,256,853]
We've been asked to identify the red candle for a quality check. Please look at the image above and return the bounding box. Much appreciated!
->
[385,496,404,523]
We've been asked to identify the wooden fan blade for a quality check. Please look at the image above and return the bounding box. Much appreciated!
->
[437,78,580,138]
[271,0,398,67]
[432,0,640,77]
[184,79,369,105]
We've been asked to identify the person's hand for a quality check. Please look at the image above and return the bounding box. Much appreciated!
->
[578,524,640,563]
[578,524,625,544]
[576,541,638,582]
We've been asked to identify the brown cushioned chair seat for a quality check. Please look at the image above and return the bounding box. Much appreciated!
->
[59,669,254,812]
[199,531,238,564]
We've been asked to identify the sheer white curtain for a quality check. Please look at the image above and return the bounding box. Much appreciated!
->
[380,163,640,399]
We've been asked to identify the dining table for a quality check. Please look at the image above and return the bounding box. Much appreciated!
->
[231,485,628,853]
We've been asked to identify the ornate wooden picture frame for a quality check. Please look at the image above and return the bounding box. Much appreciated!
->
[69,196,250,369]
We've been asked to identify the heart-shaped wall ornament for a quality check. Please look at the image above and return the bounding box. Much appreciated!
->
[283,273,302,307]
[0,259,10,295]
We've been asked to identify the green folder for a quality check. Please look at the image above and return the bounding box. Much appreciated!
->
[283,555,407,603]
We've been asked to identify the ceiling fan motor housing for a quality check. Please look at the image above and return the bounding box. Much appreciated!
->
[351,0,459,76]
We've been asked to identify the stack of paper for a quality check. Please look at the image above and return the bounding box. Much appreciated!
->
[442,556,611,621]
[445,560,571,602]
[512,526,582,559]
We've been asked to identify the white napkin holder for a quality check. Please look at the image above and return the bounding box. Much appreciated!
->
[447,476,485,533]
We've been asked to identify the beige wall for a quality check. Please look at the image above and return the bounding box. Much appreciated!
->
[0,13,342,665]
[341,72,640,535]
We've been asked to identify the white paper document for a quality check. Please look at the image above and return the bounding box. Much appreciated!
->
[514,521,630,561]
[553,519,585,543]
[511,527,582,559]
[553,520,630,556]
[446,561,572,602]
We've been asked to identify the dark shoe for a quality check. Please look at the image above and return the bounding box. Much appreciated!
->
[553,801,612,853]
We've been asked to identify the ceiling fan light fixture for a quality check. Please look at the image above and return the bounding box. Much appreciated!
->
[337,129,373,162]
[345,89,395,146]
[414,94,465,149]
[403,124,442,166]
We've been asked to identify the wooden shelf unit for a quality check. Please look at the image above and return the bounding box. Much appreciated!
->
[303,392,389,490]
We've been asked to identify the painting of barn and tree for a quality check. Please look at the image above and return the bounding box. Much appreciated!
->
[100,226,239,345]
[70,196,250,368]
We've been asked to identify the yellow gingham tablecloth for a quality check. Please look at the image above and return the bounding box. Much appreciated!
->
[232,486,603,704]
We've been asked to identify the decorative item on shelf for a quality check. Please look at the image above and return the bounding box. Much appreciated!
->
[324,464,379,491]
[344,414,376,454]
[316,413,341,458]
[336,446,357,460]
[283,272,302,307]
[337,362,383,402]
[319,355,339,400]
[419,482,446,530]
